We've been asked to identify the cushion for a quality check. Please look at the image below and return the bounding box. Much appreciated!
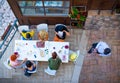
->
[44,67,56,76]
[69,50,80,61]
[18,25,29,32]
[3,61,12,69]
[69,53,77,61]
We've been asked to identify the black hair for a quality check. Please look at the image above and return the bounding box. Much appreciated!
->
[56,32,66,40]
[52,52,57,59]
[104,48,111,55]
[26,33,31,39]
[22,30,27,33]
[26,60,33,68]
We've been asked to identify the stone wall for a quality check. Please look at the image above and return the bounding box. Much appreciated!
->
[0,0,16,40]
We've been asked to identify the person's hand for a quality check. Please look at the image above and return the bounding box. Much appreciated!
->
[24,58,27,61]
[17,54,20,57]
[64,30,70,36]
[93,49,97,53]
[55,31,58,35]
[63,30,66,32]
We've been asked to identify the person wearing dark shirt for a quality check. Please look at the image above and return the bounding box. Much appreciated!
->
[53,24,70,42]
[24,60,37,77]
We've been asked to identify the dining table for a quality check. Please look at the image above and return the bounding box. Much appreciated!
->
[14,40,69,63]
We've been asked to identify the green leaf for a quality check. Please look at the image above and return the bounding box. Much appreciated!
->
[77,23,82,28]
[80,15,86,21]
[72,7,79,15]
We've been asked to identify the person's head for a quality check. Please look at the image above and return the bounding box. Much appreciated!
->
[26,33,31,39]
[38,30,48,41]
[52,52,57,59]
[104,48,111,55]
[10,53,18,61]
[57,31,66,39]
[26,60,33,68]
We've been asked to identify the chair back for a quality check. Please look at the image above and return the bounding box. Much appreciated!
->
[18,25,29,32]
[3,58,14,69]
[69,50,80,62]
[37,23,48,32]
[55,24,66,28]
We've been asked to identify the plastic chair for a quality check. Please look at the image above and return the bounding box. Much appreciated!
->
[3,58,16,71]
[69,50,80,64]
[36,23,48,32]
[18,25,29,32]
[55,24,66,28]
[44,66,56,76]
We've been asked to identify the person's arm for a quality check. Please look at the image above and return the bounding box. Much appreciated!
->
[63,30,70,36]
[20,31,27,39]
[30,30,35,37]
[29,30,34,37]
[64,26,69,32]
[20,58,27,65]
[29,61,37,67]
[55,31,58,35]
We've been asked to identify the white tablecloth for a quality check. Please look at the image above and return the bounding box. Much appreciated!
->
[14,40,69,63]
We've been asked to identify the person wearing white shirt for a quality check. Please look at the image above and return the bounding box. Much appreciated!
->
[88,41,111,56]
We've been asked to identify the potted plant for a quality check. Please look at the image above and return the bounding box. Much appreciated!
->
[69,6,87,28]
[115,8,120,15]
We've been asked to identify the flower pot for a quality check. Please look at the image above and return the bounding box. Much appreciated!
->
[115,8,120,15]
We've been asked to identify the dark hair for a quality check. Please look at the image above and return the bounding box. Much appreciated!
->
[104,48,111,55]
[26,33,31,39]
[26,60,33,68]
[52,52,57,59]
[56,32,66,39]
[22,30,27,33]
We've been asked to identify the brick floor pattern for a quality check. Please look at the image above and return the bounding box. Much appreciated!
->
[79,15,120,83]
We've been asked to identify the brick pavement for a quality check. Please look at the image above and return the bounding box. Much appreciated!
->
[79,12,120,83]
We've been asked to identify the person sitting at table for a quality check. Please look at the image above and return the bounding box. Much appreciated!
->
[44,51,62,75]
[9,52,27,69]
[38,30,48,42]
[53,24,70,42]
[20,29,35,40]
[24,60,37,77]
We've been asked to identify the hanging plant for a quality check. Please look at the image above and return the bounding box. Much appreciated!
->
[69,6,87,28]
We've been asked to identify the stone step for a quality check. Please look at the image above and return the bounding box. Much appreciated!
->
[71,30,89,83]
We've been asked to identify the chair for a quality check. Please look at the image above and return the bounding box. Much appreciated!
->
[44,67,56,76]
[3,58,16,71]
[27,61,38,74]
[36,23,48,32]
[18,25,29,32]
[69,50,80,64]
[55,24,66,28]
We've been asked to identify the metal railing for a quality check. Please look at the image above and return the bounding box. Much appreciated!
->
[0,19,18,58]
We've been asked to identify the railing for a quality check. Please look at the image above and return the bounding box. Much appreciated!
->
[0,19,18,58]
